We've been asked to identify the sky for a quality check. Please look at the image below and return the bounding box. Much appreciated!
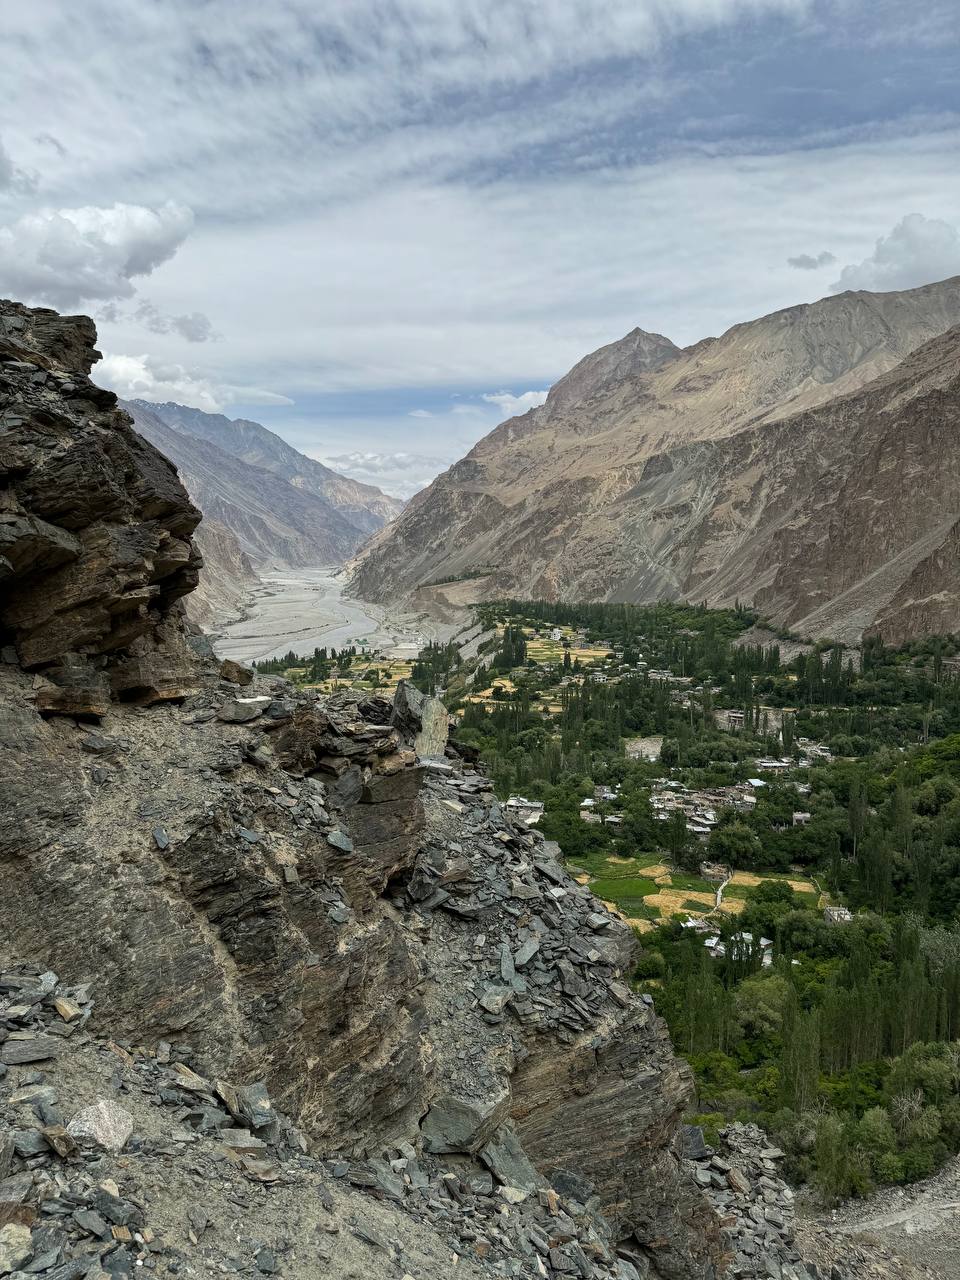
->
[2,1,959,499]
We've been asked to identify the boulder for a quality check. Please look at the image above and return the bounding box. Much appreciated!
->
[420,1088,510,1154]
[67,1099,134,1152]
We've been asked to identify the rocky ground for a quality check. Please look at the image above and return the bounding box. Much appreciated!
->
[805,1152,960,1279]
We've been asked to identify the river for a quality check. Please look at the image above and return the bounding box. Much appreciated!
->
[211,567,445,664]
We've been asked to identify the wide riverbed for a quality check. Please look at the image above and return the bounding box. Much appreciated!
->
[212,567,445,664]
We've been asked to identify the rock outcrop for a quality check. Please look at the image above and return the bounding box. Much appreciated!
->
[348,276,960,644]
[1,300,719,1278]
[0,300,203,715]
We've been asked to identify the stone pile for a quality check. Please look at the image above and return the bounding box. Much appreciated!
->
[680,1121,901,1280]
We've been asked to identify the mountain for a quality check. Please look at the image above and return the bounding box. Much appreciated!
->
[136,399,404,534]
[127,400,365,566]
[189,516,259,625]
[348,276,960,642]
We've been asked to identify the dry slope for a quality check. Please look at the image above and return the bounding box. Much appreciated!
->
[349,276,960,642]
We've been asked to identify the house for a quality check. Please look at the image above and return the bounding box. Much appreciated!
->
[590,672,608,684]
[603,814,624,827]
[724,710,746,729]
[755,757,792,773]
[505,796,545,826]
[680,917,712,934]
[551,628,563,641]
[792,811,811,826]
[579,809,602,824]
[824,905,853,925]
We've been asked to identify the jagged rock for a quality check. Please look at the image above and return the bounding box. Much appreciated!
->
[217,696,270,722]
[421,1090,510,1154]
[219,657,254,685]
[479,1126,541,1192]
[0,301,203,702]
[414,696,450,761]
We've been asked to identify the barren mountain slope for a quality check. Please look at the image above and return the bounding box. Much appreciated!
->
[190,515,259,625]
[349,277,960,642]
[138,399,404,534]
[128,400,362,569]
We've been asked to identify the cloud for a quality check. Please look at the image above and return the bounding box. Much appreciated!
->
[320,449,451,499]
[407,408,433,418]
[481,389,549,417]
[831,214,960,293]
[0,201,193,308]
[135,299,217,342]
[786,250,836,270]
[94,352,292,413]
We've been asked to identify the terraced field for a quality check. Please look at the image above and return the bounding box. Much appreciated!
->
[567,852,821,932]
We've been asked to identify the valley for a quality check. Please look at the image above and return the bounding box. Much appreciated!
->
[212,566,451,663]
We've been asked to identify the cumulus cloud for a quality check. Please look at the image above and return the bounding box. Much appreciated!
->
[831,214,960,293]
[321,450,454,499]
[94,352,292,413]
[0,201,193,308]
[135,299,217,342]
[481,390,549,418]
[787,250,836,270]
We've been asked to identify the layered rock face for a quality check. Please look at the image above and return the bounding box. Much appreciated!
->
[349,276,960,643]
[0,300,203,714]
[0,302,719,1278]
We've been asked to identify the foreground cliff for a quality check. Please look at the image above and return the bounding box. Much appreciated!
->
[349,276,960,644]
[0,298,720,1279]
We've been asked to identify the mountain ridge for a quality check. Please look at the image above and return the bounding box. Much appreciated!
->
[135,399,404,534]
[348,275,960,643]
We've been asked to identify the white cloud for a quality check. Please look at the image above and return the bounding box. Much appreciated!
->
[407,408,433,418]
[0,201,193,308]
[481,389,549,418]
[94,352,292,413]
[786,250,836,270]
[319,450,450,499]
[831,214,960,293]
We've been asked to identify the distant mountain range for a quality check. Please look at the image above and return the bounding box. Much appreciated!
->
[127,400,402,623]
[348,276,960,644]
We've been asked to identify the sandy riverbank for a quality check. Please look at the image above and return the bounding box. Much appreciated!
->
[210,567,456,664]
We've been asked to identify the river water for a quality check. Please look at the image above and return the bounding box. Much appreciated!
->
[212,567,440,664]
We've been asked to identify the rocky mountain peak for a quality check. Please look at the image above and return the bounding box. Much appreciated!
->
[540,325,681,421]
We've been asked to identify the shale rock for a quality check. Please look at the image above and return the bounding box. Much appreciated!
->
[0,300,204,711]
